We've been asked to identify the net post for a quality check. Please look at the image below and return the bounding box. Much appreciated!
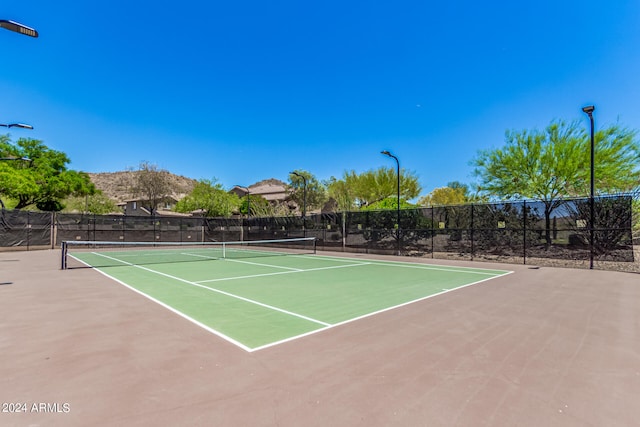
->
[313,237,317,254]
[222,241,226,259]
[61,241,67,270]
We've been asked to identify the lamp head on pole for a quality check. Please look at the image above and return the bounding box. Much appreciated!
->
[582,105,595,117]
[0,156,32,163]
[290,171,306,183]
[0,20,38,38]
[381,150,398,162]
[0,123,33,129]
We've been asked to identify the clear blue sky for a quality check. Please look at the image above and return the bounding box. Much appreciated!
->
[3,1,639,197]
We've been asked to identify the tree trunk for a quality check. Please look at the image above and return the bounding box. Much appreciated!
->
[544,204,552,248]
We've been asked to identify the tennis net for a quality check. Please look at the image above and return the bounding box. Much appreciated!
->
[61,237,317,269]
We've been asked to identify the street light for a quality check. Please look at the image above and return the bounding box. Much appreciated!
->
[381,150,401,256]
[1,124,34,163]
[1,123,34,130]
[0,156,32,162]
[0,20,38,38]
[291,171,307,236]
[582,105,595,270]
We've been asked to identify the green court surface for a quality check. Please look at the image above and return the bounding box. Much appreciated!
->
[69,250,512,351]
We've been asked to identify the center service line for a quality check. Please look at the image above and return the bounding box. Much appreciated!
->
[92,252,331,327]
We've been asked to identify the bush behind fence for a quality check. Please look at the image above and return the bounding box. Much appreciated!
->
[1,194,636,272]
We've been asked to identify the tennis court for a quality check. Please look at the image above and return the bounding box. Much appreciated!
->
[63,238,511,351]
[3,248,640,426]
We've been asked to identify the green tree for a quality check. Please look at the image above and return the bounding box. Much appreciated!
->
[418,181,489,207]
[419,183,468,207]
[288,170,327,213]
[361,197,416,211]
[327,167,421,210]
[63,193,118,214]
[239,194,269,216]
[174,179,240,217]
[473,119,640,244]
[325,176,355,212]
[0,136,95,210]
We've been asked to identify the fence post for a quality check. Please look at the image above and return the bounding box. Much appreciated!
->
[27,211,31,250]
[431,207,434,258]
[342,212,346,252]
[51,211,56,249]
[470,204,475,261]
[523,200,527,265]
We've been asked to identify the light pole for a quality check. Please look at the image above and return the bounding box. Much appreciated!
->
[582,105,595,270]
[381,150,401,256]
[0,20,38,37]
[291,171,307,236]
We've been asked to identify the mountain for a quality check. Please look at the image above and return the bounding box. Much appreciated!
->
[88,171,198,203]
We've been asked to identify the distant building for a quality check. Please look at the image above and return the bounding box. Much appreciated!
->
[119,194,187,216]
[230,179,290,204]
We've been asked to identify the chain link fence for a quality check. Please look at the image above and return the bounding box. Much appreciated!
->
[1,194,637,272]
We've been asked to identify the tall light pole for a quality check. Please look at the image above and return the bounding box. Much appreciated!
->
[291,171,307,236]
[0,20,38,37]
[582,105,595,269]
[381,150,401,256]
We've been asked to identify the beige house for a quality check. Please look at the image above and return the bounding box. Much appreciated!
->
[230,179,290,204]
[119,194,187,216]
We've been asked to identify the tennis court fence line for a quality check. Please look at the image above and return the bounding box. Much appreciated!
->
[1,194,638,272]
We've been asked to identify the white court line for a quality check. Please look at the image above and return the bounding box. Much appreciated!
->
[74,251,512,352]
[250,270,514,352]
[181,252,303,271]
[294,253,511,276]
[195,262,371,284]
[224,258,304,271]
[91,252,331,328]
[376,263,503,276]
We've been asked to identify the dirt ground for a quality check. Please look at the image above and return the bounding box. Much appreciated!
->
[1,249,639,426]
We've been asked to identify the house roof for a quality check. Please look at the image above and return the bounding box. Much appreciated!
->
[122,194,184,203]
[230,179,289,202]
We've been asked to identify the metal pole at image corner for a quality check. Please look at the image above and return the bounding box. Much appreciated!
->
[582,105,595,270]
